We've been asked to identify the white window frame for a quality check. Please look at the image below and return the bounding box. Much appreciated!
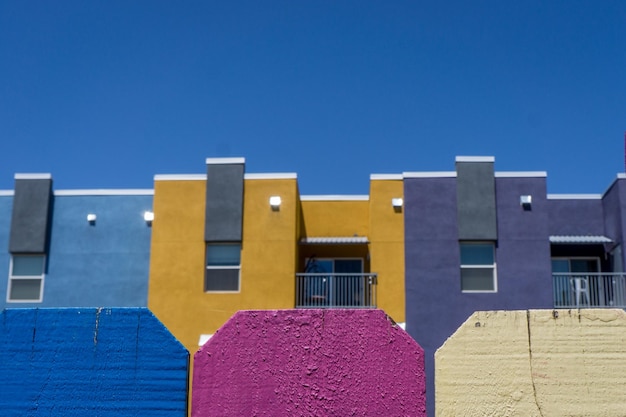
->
[7,254,46,303]
[204,243,241,293]
[460,242,497,293]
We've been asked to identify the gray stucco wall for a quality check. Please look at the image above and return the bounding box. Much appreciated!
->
[205,163,244,242]
[456,161,497,240]
[9,178,52,253]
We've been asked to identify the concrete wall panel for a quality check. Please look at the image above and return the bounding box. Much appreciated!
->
[436,309,626,416]
[192,309,425,416]
[0,308,189,416]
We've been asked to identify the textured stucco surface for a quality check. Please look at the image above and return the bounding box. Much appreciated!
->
[436,309,626,416]
[0,308,189,416]
[405,174,553,417]
[192,309,425,416]
[0,194,153,309]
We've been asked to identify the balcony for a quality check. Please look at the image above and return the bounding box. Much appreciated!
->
[295,273,377,308]
[552,273,626,308]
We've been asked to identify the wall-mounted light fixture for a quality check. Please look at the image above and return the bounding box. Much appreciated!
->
[269,196,281,211]
[520,195,532,210]
[392,198,403,212]
[143,211,154,225]
[87,213,97,225]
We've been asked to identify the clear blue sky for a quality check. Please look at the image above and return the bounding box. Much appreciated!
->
[1,1,624,195]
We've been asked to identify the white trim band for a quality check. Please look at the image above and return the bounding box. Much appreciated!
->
[370,174,403,180]
[154,174,206,181]
[403,172,457,178]
[547,194,602,200]
[54,189,154,196]
[245,173,298,180]
[495,171,547,178]
[300,195,369,201]
[14,173,52,180]
[455,156,495,163]
[205,157,245,165]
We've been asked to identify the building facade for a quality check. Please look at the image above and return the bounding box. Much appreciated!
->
[147,158,406,353]
[4,156,626,416]
[0,174,153,309]
[404,156,626,416]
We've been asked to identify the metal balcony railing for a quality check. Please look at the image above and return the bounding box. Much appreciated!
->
[552,273,626,308]
[295,273,377,308]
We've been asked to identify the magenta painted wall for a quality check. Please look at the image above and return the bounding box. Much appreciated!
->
[192,309,425,417]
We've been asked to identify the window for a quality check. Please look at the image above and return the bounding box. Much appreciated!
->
[205,243,241,292]
[7,255,45,302]
[460,243,496,292]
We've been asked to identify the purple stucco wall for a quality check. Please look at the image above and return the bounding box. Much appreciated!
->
[602,179,626,269]
[548,197,605,236]
[404,174,553,417]
[603,180,623,243]
[192,309,425,417]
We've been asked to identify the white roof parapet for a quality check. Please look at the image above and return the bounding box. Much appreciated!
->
[154,174,207,181]
[205,157,245,165]
[549,235,612,244]
[300,195,369,201]
[403,172,457,178]
[455,156,495,163]
[495,171,547,178]
[300,236,369,244]
[14,173,52,180]
[370,174,403,180]
[54,189,154,196]
[547,194,603,200]
[245,173,298,180]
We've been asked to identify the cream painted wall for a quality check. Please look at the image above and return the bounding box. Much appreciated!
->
[436,309,626,416]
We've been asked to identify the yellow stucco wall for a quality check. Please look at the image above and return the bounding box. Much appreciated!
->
[436,309,626,416]
[299,199,369,238]
[369,179,404,323]
[298,190,405,322]
[148,176,298,354]
[148,179,207,352]
[149,172,407,354]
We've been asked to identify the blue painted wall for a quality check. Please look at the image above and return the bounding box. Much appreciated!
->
[404,173,553,417]
[0,308,188,416]
[0,193,152,308]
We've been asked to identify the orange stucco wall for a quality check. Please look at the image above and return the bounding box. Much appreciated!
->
[148,176,298,354]
[369,179,405,323]
[148,171,406,354]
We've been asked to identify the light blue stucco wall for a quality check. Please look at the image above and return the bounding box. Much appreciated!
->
[0,193,153,308]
